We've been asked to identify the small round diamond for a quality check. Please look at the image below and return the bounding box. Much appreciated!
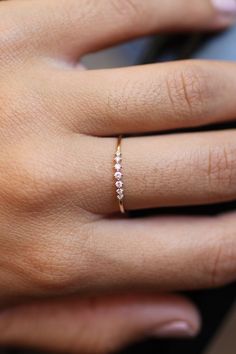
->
[116,151,122,157]
[115,181,123,188]
[114,171,122,180]
[117,194,124,201]
[114,156,122,163]
[116,188,124,195]
[114,163,122,171]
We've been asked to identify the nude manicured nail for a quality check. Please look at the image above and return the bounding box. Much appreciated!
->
[152,321,197,338]
[211,0,236,15]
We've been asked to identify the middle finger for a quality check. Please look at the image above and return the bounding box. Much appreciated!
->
[59,60,236,135]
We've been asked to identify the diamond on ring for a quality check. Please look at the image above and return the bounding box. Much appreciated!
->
[114,136,125,213]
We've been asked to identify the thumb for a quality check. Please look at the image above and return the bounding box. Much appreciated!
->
[0,293,201,354]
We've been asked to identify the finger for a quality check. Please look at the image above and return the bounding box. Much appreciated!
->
[21,212,236,296]
[59,60,236,135]
[0,294,200,353]
[68,212,236,293]
[67,131,236,214]
[6,130,236,215]
[120,131,236,211]
[1,0,235,61]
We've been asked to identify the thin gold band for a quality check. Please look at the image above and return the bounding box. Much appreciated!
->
[114,136,125,214]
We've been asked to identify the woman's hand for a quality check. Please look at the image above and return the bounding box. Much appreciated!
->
[0,0,236,352]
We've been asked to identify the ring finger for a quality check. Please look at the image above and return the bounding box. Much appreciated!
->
[74,130,236,214]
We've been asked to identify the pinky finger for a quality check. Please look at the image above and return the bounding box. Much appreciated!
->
[0,294,200,354]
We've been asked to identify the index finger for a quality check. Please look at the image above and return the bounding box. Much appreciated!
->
[1,0,234,62]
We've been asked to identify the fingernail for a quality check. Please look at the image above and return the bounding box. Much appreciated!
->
[211,0,236,15]
[151,321,197,338]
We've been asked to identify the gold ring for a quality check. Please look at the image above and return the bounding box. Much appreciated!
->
[114,136,125,214]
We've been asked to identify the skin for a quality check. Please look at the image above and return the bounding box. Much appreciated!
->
[0,0,236,352]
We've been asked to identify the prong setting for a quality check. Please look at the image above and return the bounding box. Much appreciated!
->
[114,171,122,180]
[114,156,122,163]
[114,163,122,171]
[115,181,123,188]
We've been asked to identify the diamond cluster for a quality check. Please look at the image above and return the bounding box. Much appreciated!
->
[114,151,124,201]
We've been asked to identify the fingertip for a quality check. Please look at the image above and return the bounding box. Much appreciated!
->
[210,0,236,28]
[147,294,202,339]
[109,294,202,342]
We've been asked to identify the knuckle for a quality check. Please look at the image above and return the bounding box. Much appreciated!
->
[26,244,75,293]
[1,145,64,211]
[0,15,23,62]
[206,231,236,288]
[0,78,40,130]
[105,77,155,131]
[24,240,75,293]
[109,0,142,24]
[206,143,236,197]
[0,19,12,53]
[106,79,135,123]
[166,62,210,122]
[26,226,95,294]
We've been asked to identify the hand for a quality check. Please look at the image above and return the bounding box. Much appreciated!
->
[0,0,236,352]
